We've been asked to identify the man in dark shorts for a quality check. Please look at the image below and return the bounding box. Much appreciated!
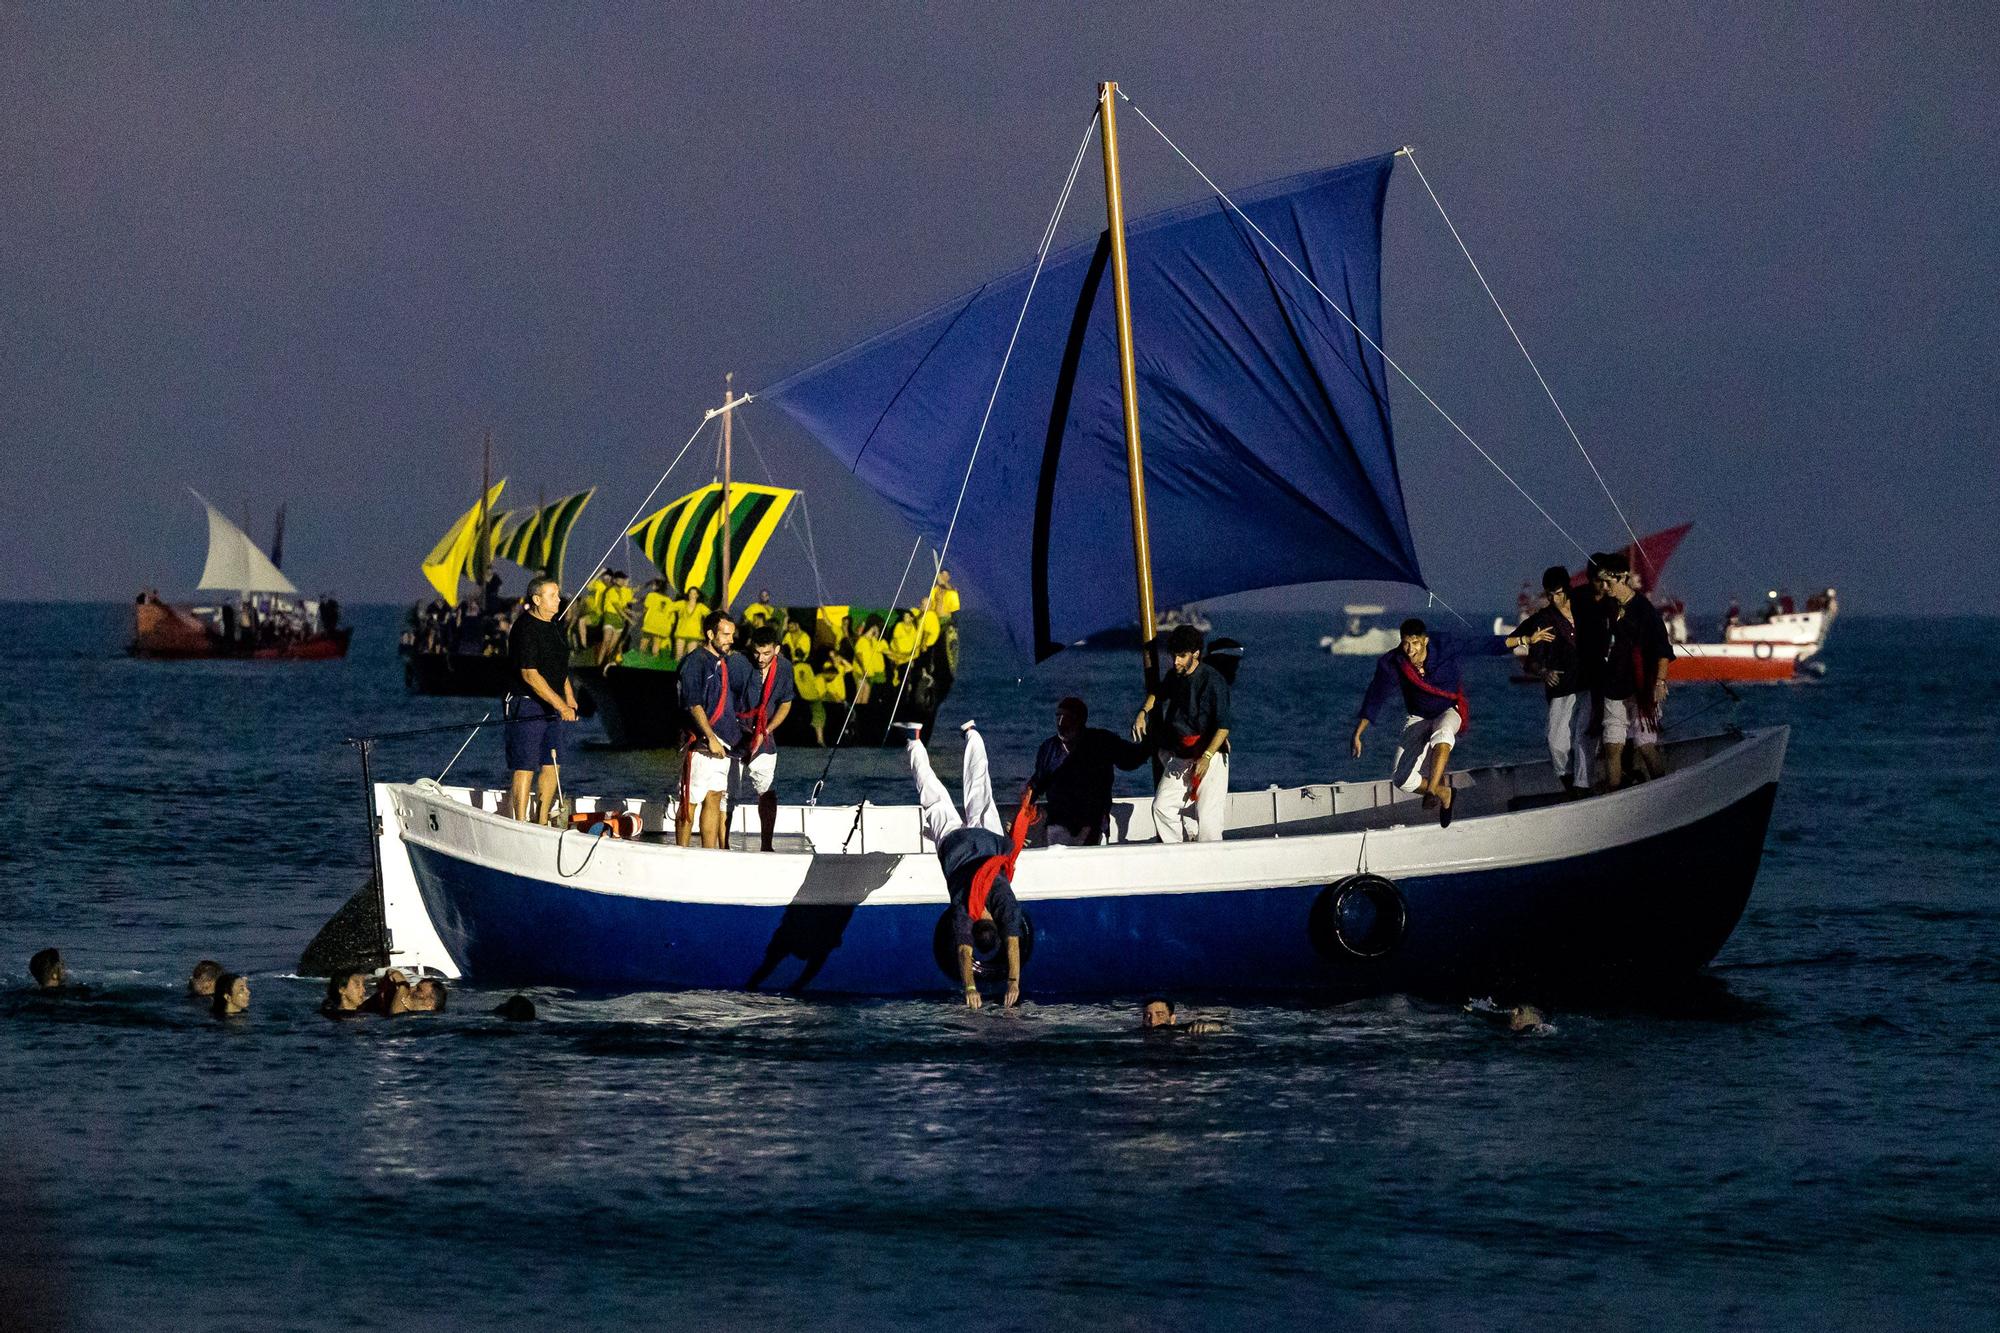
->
[905,721,1024,1008]
[506,575,579,825]
[1030,696,1150,844]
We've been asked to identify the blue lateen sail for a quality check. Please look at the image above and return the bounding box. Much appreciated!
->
[764,151,1422,660]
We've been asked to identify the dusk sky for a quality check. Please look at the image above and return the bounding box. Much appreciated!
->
[5,3,1994,616]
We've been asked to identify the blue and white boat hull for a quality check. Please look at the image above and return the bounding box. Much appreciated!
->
[375,728,1785,998]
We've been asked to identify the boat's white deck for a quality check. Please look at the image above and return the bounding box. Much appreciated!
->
[437,731,1746,857]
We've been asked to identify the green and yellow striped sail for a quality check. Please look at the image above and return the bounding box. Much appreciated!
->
[628,482,796,605]
[493,488,595,584]
[420,480,507,601]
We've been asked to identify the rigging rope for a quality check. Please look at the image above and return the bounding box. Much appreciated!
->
[805,532,928,806]
[735,409,832,604]
[1116,92,1590,561]
[1398,149,1648,571]
[869,109,1101,744]
[430,412,719,780]
[797,109,1102,803]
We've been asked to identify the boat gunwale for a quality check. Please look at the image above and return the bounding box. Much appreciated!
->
[386,727,1787,909]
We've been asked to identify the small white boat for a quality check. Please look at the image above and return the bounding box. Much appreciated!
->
[1321,604,1401,656]
[327,84,1790,1001]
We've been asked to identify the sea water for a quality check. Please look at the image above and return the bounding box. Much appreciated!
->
[1,605,1995,1329]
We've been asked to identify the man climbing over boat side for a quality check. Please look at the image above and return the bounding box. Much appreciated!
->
[1351,618,1509,827]
[902,721,1030,1008]
[731,624,797,852]
[1132,625,1232,843]
[506,576,579,826]
[1596,554,1674,789]
[1505,566,1587,796]
[1031,696,1151,845]
[676,610,743,849]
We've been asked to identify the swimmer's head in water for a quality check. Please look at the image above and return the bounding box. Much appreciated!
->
[412,979,447,1012]
[211,974,250,1017]
[493,995,537,1022]
[1140,997,1175,1029]
[28,949,64,989]
[325,970,368,1012]
[1509,1005,1547,1032]
[189,960,223,997]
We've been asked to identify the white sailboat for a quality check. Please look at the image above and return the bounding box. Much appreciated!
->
[333,84,1786,998]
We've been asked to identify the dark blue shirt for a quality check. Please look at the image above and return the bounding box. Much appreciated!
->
[677,646,745,746]
[1358,634,1509,723]
[1030,727,1151,833]
[731,654,799,756]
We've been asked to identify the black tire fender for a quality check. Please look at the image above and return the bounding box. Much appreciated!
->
[1309,874,1407,960]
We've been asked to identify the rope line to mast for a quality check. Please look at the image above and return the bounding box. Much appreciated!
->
[427,413,717,783]
[871,108,1101,747]
[806,531,928,807]
[1399,149,1647,569]
[562,414,716,620]
[1116,92,1589,560]
[805,109,1101,800]
[736,410,832,604]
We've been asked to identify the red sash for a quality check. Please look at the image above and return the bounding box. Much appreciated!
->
[967,786,1041,924]
[682,648,730,745]
[1176,734,1208,797]
[1395,656,1470,733]
[735,659,780,757]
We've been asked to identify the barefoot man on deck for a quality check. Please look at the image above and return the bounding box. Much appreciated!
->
[1351,618,1510,828]
[506,576,579,825]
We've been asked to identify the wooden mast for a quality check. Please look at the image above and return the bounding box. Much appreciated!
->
[475,429,492,591]
[719,371,734,610]
[1098,81,1159,686]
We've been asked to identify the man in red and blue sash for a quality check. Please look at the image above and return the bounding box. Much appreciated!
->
[676,609,742,849]
[1351,618,1510,827]
[731,624,797,852]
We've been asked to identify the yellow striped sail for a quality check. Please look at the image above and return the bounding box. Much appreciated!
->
[628,483,796,606]
[419,481,506,601]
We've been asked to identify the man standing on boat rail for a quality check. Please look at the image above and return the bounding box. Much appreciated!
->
[903,721,1028,1008]
[1352,619,1510,827]
[677,610,743,849]
[1132,624,1232,843]
[506,575,579,826]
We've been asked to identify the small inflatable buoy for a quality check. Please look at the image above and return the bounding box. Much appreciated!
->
[1308,874,1407,960]
[569,810,641,839]
[932,907,1035,981]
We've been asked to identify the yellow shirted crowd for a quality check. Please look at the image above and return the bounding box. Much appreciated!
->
[571,569,960,742]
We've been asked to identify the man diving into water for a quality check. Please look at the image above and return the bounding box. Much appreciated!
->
[902,721,1032,1008]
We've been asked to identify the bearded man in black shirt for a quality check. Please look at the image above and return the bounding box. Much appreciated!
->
[506,576,579,824]
[1132,625,1233,843]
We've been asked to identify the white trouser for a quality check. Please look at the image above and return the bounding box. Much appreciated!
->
[685,749,735,805]
[908,730,1002,847]
[1153,750,1229,844]
[1545,693,1591,783]
[734,749,778,798]
[1390,710,1461,793]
